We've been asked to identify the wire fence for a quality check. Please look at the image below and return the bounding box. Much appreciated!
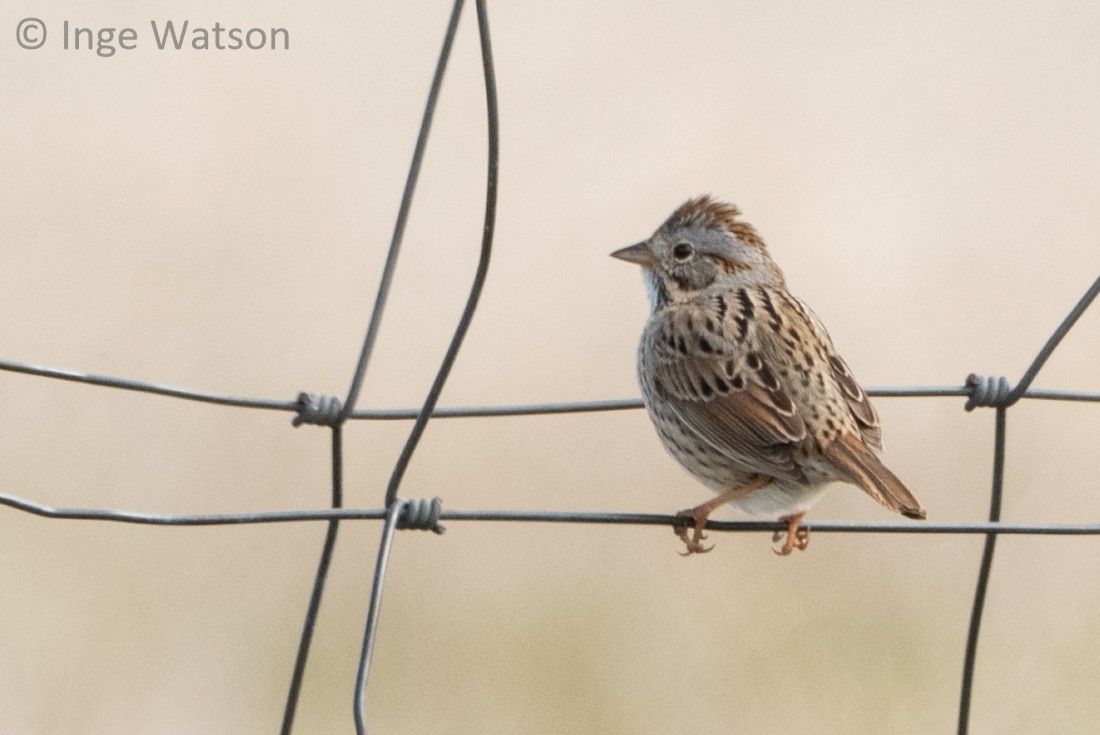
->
[3,1,1099,733]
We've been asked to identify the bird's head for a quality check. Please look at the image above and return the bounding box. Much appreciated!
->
[611,195,783,309]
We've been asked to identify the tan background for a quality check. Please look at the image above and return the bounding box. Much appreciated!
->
[2,1,1100,733]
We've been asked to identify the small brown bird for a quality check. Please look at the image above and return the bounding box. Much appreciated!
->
[612,196,925,555]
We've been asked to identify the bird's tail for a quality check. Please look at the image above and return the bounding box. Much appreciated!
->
[824,433,926,520]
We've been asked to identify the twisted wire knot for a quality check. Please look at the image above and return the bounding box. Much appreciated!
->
[397,497,446,534]
[292,392,344,427]
[965,374,1013,411]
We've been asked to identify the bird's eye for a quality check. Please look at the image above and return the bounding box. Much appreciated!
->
[672,242,694,261]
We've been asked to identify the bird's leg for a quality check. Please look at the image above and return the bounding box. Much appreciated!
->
[773,511,809,556]
[674,475,771,555]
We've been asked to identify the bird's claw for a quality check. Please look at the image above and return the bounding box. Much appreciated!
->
[772,514,809,556]
[674,509,714,555]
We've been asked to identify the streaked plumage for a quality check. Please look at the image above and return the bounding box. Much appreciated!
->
[613,196,925,554]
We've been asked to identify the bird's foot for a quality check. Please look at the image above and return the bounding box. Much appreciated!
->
[674,507,714,555]
[772,512,809,556]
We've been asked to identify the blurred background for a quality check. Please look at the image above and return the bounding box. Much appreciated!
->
[2,1,1099,732]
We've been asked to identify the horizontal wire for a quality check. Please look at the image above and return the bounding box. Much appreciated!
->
[358,398,646,419]
[0,359,296,411]
[0,490,1096,534]
[354,387,1100,419]
[1,358,1098,418]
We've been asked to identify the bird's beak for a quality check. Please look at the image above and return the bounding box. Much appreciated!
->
[610,241,656,267]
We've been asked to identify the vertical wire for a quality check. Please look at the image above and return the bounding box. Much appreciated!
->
[280,425,345,735]
[353,499,407,735]
[383,0,499,507]
[957,406,1006,735]
[350,3,498,730]
[338,0,467,423]
[957,273,1098,732]
[1008,274,1100,402]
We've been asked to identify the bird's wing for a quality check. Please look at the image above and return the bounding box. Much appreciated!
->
[644,295,807,482]
[827,353,883,453]
[786,295,885,453]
